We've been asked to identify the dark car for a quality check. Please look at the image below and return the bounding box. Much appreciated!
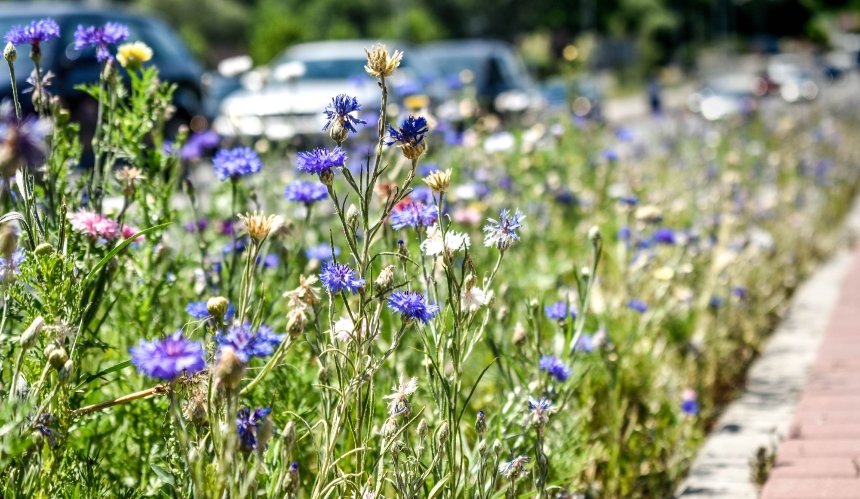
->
[0,3,205,127]
[418,40,544,119]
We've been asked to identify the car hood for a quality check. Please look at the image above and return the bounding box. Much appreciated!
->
[220,80,381,117]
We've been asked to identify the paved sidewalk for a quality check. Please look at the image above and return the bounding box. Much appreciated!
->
[761,245,860,499]
[678,198,860,498]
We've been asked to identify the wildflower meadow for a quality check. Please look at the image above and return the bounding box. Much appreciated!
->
[1,17,860,499]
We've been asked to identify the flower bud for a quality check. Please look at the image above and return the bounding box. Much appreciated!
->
[286,306,307,336]
[478,440,488,455]
[588,225,601,245]
[282,421,296,453]
[346,204,360,228]
[34,242,53,256]
[493,439,502,456]
[437,421,449,445]
[206,296,229,320]
[20,316,44,350]
[512,322,527,346]
[3,42,16,63]
[214,346,245,393]
[256,414,274,454]
[475,410,487,435]
[417,419,428,441]
[58,359,74,383]
[47,345,68,370]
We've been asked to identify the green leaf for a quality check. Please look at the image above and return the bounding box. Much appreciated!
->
[150,463,175,486]
[81,222,171,288]
[74,359,132,390]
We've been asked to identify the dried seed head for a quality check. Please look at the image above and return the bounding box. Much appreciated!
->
[115,166,145,198]
[206,296,230,320]
[214,346,245,393]
[183,384,208,425]
[286,306,308,336]
[238,210,277,244]
[512,322,527,346]
[423,169,451,194]
[375,265,395,291]
[417,419,428,441]
[364,43,403,78]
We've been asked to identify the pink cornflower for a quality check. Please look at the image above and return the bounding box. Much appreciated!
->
[69,210,119,241]
[121,224,143,242]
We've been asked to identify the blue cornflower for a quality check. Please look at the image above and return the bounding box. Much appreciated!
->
[544,301,576,321]
[681,389,699,416]
[409,186,435,205]
[186,301,234,321]
[5,18,60,48]
[215,323,284,362]
[652,227,676,245]
[483,208,526,250]
[0,101,49,169]
[618,195,639,206]
[602,148,619,162]
[236,406,272,451]
[627,299,648,314]
[257,253,279,269]
[527,396,553,426]
[212,147,263,181]
[539,355,571,382]
[130,332,206,381]
[732,286,748,299]
[305,244,340,261]
[617,226,632,241]
[387,291,439,324]
[574,333,596,353]
[0,248,25,280]
[285,180,328,205]
[32,413,58,447]
[319,260,365,294]
[73,22,129,62]
[389,200,438,230]
[323,94,366,134]
[708,295,725,310]
[386,115,429,147]
[296,147,347,176]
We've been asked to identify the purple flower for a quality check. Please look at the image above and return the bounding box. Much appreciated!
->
[574,334,596,353]
[319,260,365,294]
[256,253,279,269]
[0,248,25,280]
[386,115,428,146]
[681,389,699,416]
[627,299,648,314]
[323,94,366,134]
[539,355,571,382]
[0,101,50,169]
[212,147,263,181]
[409,186,435,205]
[387,291,439,324]
[732,286,748,299]
[186,301,234,321]
[236,406,272,450]
[285,180,328,205]
[215,323,284,362]
[73,22,129,62]
[389,200,438,230]
[296,147,347,175]
[652,227,676,245]
[483,208,525,250]
[181,131,220,161]
[544,301,575,321]
[305,244,340,261]
[708,295,725,309]
[5,18,60,47]
[130,332,206,381]
[618,195,638,206]
[184,218,208,233]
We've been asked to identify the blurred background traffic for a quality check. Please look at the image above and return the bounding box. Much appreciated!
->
[2,0,859,146]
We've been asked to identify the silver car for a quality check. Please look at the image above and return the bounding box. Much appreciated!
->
[214,40,432,142]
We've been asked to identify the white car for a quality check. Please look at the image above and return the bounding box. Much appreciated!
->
[214,40,435,142]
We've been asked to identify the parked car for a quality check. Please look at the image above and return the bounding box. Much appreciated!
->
[766,60,819,103]
[214,40,446,142]
[417,40,545,120]
[688,76,759,121]
[0,3,206,128]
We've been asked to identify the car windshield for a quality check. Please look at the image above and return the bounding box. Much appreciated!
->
[423,54,483,77]
[276,57,367,80]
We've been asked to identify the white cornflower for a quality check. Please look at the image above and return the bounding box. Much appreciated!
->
[383,376,418,416]
[420,225,470,256]
[462,285,493,313]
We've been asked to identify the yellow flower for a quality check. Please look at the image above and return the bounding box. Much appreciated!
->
[116,41,153,71]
